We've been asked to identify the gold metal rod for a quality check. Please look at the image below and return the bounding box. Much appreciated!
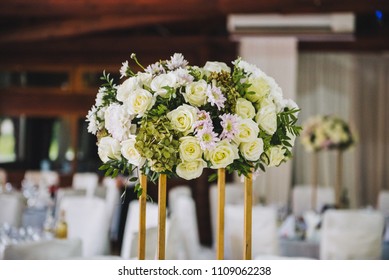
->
[335,150,343,207]
[138,173,147,260]
[244,172,253,260]
[312,152,319,211]
[157,174,167,260]
[216,168,226,260]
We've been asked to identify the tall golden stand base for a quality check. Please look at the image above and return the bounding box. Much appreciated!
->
[335,150,343,207]
[243,172,253,260]
[216,168,226,260]
[157,174,167,260]
[311,152,319,212]
[138,174,147,260]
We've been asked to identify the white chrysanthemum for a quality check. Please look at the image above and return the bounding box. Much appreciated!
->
[145,62,166,75]
[95,87,107,107]
[120,60,129,78]
[167,53,188,70]
[104,103,133,141]
[267,77,284,112]
[86,106,99,135]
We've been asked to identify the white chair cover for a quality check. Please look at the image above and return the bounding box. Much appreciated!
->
[24,170,59,187]
[209,183,244,247]
[72,172,99,197]
[174,196,214,259]
[60,196,111,257]
[3,238,82,260]
[320,209,384,259]
[225,205,279,259]
[0,193,26,227]
[101,177,121,241]
[55,188,86,219]
[168,185,191,215]
[377,190,389,217]
[292,185,335,215]
[121,200,159,259]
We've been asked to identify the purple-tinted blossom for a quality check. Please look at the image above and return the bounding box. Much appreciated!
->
[167,53,188,70]
[196,127,220,151]
[145,62,166,75]
[220,113,239,140]
[193,110,212,130]
[206,84,226,110]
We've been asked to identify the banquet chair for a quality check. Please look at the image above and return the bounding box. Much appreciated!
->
[3,238,82,260]
[72,172,99,197]
[101,177,121,240]
[59,196,111,257]
[0,192,26,227]
[121,200,159,259]
[224,204,279,259]
[55,188,86,218]
[377,190,389,217]
[209,183,244,247]
[320,209,384,259]
[168,185,191,215]
[24,170,60,187]
[292,185,335,215]
[173,196,214,259]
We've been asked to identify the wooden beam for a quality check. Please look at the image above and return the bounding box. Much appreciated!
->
[0,0,217,17]
[0,15,195,43]
[0,0,388,17]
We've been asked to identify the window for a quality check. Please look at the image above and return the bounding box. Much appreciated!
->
[0,118,16,163]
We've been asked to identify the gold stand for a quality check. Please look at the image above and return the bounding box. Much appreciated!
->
[157,174,167,260]
[138,174,147,260]
[311,152,319,212]
[243,172,253,260]
[335,150,343,207]
[216,168,225,260]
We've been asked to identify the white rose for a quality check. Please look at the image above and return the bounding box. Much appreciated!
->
[203,61,231,74]
[136,72,152,87]
[176,159,206,180]
[104,103,132,141]
[240,138,264,162]
[236,98,256,119]
[179,136,202,161]
[233,118,259,144]
[150,73,177,97]
[121,136,145,167]
[125,88,155,118]
[98,136,122,163]
[183,79,208,107]
[167,104,197,135]
[255,104,277,135]
[265,145,286,167]
[205,140,239,169]
[245,75,271,103]
[116,77,139,102]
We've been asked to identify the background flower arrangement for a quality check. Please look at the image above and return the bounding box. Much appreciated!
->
[86,53,301,190]
[301,115,356,152]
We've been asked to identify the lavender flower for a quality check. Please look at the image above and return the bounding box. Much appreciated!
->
[206,84,226,110]
[196,127,220,151]
[167,53,188,70]
[220,113,239,140]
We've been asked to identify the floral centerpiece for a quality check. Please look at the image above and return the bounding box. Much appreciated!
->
[86,53,301,191]
[301,115,356,152]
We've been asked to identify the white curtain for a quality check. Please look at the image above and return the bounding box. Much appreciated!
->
[294,52,389,208]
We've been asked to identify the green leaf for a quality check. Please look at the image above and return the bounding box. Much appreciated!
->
[208,173,218,182]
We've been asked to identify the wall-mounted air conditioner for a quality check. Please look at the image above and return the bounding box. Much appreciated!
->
[227,13,355,41]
